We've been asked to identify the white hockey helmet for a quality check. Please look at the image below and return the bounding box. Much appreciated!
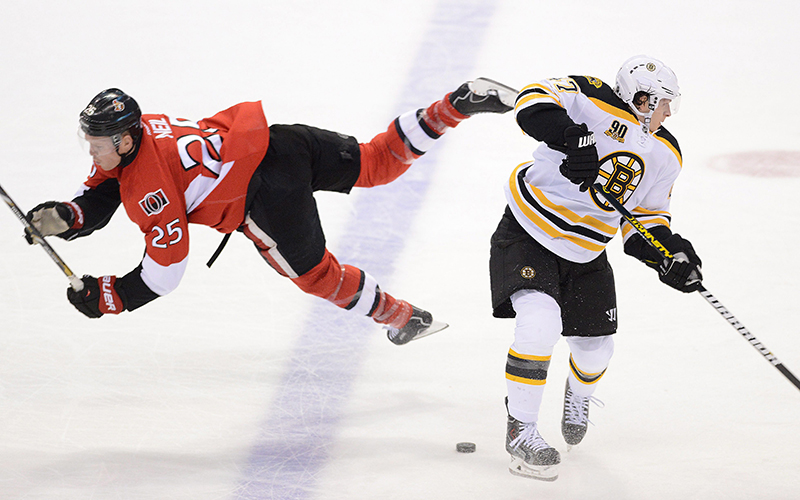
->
[614,55,681,124]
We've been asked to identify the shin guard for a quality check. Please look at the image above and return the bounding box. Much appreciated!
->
[505,290,563,423]
[291,250,412,327]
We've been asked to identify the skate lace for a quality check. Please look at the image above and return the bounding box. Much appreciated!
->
[509,422,550,452]
[564,390,604,426]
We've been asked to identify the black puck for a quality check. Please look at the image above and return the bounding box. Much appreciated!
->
[456,442,476,453]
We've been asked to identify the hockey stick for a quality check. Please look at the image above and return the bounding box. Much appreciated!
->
[0,182,84,291]
[592,182,800,391]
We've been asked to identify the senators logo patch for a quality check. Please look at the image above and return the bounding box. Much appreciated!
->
[139,189,170,216]
[590,152,645,211]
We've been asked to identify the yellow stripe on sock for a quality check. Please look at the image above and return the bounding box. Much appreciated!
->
[506,373,547,385]
[509,348,551,362]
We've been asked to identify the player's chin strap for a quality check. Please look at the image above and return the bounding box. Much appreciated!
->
[592,182,800,392]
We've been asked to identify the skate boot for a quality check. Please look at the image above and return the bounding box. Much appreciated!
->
[506,414,560,481]
[561,378,604,447]
[449,77,517,116]
[386,305,448,345]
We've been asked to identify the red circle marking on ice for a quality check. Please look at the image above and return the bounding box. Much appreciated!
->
[707,151,800,178]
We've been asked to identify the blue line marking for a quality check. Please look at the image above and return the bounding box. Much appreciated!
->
[235,2,496,498]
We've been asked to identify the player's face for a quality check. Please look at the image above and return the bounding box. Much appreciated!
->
[83,134,122,171]
[648,99,672,132]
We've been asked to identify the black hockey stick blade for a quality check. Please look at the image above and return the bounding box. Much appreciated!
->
[0,182,84,291]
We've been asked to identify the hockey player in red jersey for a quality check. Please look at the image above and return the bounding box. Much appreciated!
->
[26,79,516,344]
[491,56,703,480]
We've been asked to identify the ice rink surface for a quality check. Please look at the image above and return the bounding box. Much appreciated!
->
[1,1,799,499]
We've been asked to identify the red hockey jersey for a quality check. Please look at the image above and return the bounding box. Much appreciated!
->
[78,101,269,297]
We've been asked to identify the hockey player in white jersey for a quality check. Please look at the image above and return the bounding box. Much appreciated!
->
[490,55,702,481]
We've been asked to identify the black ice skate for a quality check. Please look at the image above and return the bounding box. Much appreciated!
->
[449,77,517,116]
[561,378,604,447]
[506,413,560,481]
[386,305,448,345]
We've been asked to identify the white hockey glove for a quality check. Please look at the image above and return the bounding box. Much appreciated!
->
[24,201,79,243]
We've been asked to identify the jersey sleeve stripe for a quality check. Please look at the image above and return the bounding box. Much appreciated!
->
[515,84,562,110]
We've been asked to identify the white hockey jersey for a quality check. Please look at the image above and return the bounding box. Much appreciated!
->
[506,75,683,263]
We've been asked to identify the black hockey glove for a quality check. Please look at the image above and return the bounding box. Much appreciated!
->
[657,234,703,293]
[67,275,126,318]
[559,124,600,192]
[24,201,78,244]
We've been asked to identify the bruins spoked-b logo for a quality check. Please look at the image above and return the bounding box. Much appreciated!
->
[520,266,536,279]
[590,151,645,211]
[139,189,170,216]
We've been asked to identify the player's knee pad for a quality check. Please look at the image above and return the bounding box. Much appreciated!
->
[510,290,563,352]
[565,335,614,396]
[355,118,417,188]
[566,335,615,373]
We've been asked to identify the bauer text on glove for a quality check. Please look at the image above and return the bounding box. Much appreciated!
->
[66,275,126,318]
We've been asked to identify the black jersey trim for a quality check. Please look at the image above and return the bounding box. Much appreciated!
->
[653,126,683,165]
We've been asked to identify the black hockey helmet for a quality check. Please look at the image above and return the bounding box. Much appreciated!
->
[79,88,142,147]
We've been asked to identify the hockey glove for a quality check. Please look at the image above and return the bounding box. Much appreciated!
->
[657,234,703,293]
[24,201,81,244]
[67,275,125,318]
[559,124,600,192]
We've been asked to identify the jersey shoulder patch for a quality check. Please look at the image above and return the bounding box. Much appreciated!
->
[570,75,638,123]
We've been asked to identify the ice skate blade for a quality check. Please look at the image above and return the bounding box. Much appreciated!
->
[412,319,449,341]
[469,77,518,107]
[508,457,559,481]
